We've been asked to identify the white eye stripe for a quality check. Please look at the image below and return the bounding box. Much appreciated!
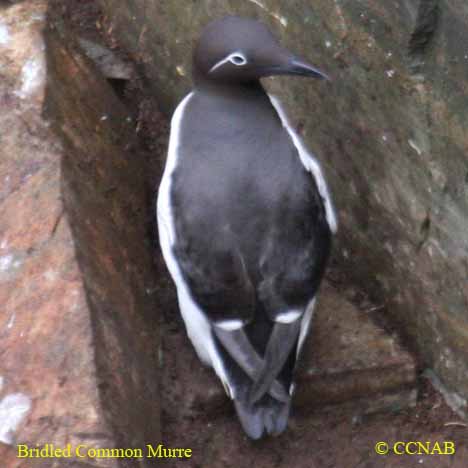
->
[209,51,248,73]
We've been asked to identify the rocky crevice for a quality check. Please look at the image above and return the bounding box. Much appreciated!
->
[0,2,161,466]
[408,0,440,60]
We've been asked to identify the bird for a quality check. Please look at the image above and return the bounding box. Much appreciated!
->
[157,16,337,439]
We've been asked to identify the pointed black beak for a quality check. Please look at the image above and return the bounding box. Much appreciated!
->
[288,58,330,80]
[261,54,330,81]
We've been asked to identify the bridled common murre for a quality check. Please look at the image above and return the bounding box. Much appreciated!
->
[157,16,337,439]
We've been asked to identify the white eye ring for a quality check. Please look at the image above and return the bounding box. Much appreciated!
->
[209,51,248,73]
[229,53,247,66]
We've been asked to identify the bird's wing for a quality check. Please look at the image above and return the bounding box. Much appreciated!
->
[173,227,255,325]
[174,229,290,402]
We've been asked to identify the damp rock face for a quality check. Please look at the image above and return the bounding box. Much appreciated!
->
[100,0,468,415]
[0,1,159,465]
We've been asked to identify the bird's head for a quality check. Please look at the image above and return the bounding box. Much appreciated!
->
[193,16,329,85]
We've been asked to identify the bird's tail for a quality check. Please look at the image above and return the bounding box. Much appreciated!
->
[233,386,291,440]
[213,322,294,439]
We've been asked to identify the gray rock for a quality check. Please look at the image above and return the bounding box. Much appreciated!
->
[78,37,134,79]
[99,0,468,416]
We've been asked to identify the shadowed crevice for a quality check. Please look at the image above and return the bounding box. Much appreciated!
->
[408,0,440,59]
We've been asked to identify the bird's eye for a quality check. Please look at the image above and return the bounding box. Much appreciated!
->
[229,54,247,66]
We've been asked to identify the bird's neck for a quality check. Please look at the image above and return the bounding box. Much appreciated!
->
[193,78,267,101]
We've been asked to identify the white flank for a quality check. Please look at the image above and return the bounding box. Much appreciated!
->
[215,319,244,331]
[297,298,316,357]
[289,382,296,396]
[268,94,338,234]
[157,93,234,399]
[275,309,302,324]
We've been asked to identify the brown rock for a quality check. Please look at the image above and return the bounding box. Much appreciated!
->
[0,1,160,466]
[295,282,417,413]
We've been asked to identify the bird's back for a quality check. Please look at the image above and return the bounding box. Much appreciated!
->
[162,84,331,438]
[172,86,330,303]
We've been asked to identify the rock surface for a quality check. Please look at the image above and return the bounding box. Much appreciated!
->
[162,280,417,421]
[161,283,466,468]
[100,0,468,414]
[0,1,159,466]
[296,282,417,413]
